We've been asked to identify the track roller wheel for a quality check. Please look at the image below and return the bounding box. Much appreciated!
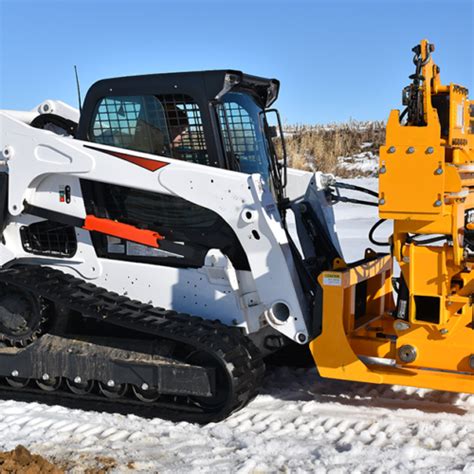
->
[98,382,128,399]
[66,378,95,395]
[132,384,160,403]
[36,376,62,392]
[5,376,30,388]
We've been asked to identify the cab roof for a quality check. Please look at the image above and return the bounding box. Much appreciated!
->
[85,70,280,109]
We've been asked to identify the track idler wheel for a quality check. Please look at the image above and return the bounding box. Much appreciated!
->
[184,349,229,411]
[0,283,48,347]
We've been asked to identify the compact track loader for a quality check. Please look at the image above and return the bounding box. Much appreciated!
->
[0,40,472,422]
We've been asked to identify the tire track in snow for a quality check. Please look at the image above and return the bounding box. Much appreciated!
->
[0,367,472,473]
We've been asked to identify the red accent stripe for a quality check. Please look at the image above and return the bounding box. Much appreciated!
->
[107,150,169,171]
[83,215,164,248]
[84,145,169,172]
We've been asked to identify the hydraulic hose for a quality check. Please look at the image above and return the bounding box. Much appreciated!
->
[335,196,378,207]
[333,182,379,199]
[368,219,390,247]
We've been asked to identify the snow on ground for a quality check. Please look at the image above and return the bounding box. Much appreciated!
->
[0,178,473,473]
[1,370,473,473]
[337,152,379,178]
[332,177,380,262]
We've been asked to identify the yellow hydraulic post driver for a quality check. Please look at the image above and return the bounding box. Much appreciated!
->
[311,39,474,393]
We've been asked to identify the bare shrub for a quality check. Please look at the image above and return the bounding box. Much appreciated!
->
[282,121,385,177]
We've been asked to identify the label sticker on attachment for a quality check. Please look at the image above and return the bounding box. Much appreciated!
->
[322,272,342,286]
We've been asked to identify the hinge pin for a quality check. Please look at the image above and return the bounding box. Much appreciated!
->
[398,344,417,363]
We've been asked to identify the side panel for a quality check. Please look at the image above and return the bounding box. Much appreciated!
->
[0,113,311,342]
[81,258,244,326]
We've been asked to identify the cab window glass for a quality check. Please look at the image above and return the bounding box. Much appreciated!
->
[218,92,270,180]
[90,94,209,165]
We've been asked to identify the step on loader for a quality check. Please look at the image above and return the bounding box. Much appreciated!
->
[0,40,472,422]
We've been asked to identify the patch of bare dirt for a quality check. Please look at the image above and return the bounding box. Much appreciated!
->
[83,456,117,474]
[0,445,63,473]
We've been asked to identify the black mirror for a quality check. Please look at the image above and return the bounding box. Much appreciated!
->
[259,108,287,191]
[267,125,278,139]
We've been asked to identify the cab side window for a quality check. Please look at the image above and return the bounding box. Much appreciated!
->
[218,92,270,179]
[90,94,209,165]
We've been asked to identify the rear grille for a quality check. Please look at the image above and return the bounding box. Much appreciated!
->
[20,221,77,257]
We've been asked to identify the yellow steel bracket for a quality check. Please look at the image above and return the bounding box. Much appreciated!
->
[309,255,474,394]
[310,256,392,385]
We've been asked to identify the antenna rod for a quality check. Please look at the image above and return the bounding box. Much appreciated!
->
[74,65,83,114]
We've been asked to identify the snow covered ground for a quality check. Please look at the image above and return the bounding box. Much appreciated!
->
[1,369,473,473]
[332,177,380,262]
[337,151,379,178]
[0,178,473,473]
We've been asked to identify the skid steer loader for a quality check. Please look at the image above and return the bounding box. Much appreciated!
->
[0,40,472,422]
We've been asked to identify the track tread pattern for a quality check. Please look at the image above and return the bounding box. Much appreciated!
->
[0,265,265,423]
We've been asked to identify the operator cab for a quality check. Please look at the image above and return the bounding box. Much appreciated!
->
[76,70,286,201]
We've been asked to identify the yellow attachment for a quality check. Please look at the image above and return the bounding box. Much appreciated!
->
[380,39,473,329]
[309,255,474,394]
[379,115,446,219]
[310,39,474,395]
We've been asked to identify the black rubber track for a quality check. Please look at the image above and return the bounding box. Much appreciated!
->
[0,265,265,423]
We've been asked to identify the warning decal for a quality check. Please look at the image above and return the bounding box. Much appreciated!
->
[322,272,342,287]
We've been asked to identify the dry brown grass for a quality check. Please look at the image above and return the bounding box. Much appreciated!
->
[282,121,385,177]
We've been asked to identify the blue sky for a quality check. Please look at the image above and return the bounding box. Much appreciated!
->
[0,0,472,123]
